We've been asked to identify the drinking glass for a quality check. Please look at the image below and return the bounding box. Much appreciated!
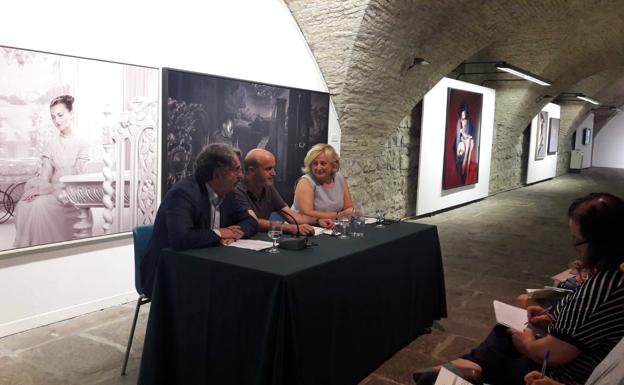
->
[351,216,365,238]
[267,222,283,253]
[375,209,386,228]
[335,212,350,239]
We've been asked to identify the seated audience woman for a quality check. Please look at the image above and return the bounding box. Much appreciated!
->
[292,143,354,220]
[414,192,624,385]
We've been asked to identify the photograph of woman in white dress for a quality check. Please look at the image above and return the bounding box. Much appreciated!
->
[13,95,89,247]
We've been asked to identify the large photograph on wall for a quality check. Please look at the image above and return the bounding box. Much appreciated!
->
[442,88,483,190]
[0,46,159,252]
[547,117,559,155]
[162,68,329,204]
[535,110,548,160]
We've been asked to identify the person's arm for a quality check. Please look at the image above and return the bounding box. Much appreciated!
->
[74,139,90,174]
[508,329,580,366]
[229,199,258,239]
[281,206,334,229]
[22,157,55,201]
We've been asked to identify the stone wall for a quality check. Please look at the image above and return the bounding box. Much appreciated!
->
[285,0,624,216]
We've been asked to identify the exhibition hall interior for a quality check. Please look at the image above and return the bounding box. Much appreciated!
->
[2,1,624,385]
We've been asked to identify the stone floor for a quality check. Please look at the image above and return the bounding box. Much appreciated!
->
[1,168,623,385]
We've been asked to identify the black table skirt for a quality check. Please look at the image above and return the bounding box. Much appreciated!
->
[139,222,446,385]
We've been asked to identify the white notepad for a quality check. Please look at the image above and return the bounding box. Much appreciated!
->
[526,286,573,300]
[434,366,474,385]
[227,239,273,251]
[493,300,527,331]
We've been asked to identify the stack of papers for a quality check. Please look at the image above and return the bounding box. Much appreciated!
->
[227,239,273,251]
[312,226,334,236]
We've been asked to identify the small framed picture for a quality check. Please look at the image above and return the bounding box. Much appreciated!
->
[582,128,592,145]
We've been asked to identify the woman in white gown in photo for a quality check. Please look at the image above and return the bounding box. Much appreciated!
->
[13,95,89,248]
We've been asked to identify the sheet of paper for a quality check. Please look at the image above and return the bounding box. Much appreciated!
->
[551,268,576,283]
[312,226,333,236]
[364,217,377,225]
[493,300,527,331]
[434,366,474,385]
[227,239,273,251]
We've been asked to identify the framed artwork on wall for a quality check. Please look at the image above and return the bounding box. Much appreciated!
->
[0,45,159,253]
[162,68,330,204]
[583,127,592,145]
[442,88,483,190]
[535,110,548,160]
[547,117,560,155]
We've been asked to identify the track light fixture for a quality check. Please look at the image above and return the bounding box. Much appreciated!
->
[591,105,622,112]
[558,93,600,105]
[575,94,599,105]
[494,62,551,86]
[457,61,552,86]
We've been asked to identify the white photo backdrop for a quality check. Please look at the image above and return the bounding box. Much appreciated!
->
[416,77,495,216]
[0,46,159,252]
[526,103,559,184]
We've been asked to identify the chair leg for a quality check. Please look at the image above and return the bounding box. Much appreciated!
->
[121,295,145,375]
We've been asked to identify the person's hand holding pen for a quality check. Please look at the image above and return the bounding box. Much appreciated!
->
[526,305,554,328]
[524,352,561,385]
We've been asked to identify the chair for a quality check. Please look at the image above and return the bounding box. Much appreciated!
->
[121,224,154,375]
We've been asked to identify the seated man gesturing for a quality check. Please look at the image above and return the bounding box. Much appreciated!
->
[235,148,333,235]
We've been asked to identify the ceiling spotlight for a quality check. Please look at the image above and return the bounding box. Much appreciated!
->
[576,94,600,105]
[494,62,551,86]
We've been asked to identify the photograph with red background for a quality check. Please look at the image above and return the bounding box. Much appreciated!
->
[442,88,483,190]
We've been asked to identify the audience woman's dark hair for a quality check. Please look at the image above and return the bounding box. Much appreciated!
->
[568,192,624,272]
[194,143,241,183]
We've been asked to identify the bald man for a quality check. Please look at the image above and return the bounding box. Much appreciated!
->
[235,149,333,235]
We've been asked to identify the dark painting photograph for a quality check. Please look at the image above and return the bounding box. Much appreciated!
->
[442,88,483,190]
[548,117,559,155]
[535,110,548,160]
[0,46,159,252]
[162,68,329,204]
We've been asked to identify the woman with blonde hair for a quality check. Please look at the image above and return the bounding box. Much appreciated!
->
[292,143,353,220]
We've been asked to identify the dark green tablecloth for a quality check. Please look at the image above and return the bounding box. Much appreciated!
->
[138,222,446,385]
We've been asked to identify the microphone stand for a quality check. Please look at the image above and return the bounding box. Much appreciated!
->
[276,209,307,250]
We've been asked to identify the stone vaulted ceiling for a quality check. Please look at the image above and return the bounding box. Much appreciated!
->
[285,0,624,213]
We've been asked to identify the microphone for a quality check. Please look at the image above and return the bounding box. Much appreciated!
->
[277,209,307,251]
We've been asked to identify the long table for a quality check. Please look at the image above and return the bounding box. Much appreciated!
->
[138,221,446,385]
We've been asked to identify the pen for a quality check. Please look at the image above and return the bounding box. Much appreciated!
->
[540,350,550,378]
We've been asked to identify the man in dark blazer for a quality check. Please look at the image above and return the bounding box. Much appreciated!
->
[140,143,257,298]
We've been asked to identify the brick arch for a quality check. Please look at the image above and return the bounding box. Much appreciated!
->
[285,0,624,215]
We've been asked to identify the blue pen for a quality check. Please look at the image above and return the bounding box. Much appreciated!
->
[540,350,550,378]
